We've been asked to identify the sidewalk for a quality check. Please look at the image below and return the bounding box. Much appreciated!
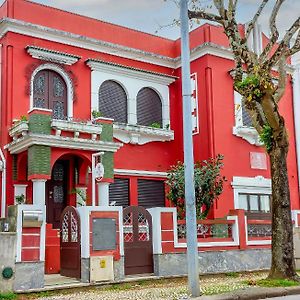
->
[198,286,300,300]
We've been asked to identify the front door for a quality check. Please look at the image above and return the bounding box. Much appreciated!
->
[123,206,153,275]
[60,206,81,278]
[47,161,68,229]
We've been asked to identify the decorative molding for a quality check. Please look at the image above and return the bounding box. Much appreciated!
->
[26,45,81,65]
[232,126,262,146]
[113,123,174,145]
[86,59,177,85]
[232,176,271,190]
[9,121,29,139]
[5,133,123,154]
[114,169,167,178]
[51,119,102,140]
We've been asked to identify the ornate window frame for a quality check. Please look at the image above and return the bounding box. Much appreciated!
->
[232,91,262,146]
[30,63,74,118]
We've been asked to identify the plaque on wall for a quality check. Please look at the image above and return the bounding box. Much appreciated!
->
[92,218,116,251]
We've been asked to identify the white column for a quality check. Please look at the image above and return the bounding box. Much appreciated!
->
[32,179,47,205]
[293,65,300,191]
[97,182,110,206]
[14,184,28,204]
[127,97,137,125]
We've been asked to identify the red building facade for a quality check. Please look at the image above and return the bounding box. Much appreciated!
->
[0,0,299,230]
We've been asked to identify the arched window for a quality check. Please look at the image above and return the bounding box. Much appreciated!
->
[33,70,67,119]
[137,88,162,127]
[98,80,127,123]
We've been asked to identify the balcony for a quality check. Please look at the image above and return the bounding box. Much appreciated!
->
[6,109,122,154]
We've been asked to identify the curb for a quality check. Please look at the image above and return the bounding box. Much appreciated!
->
[196,286,300,300]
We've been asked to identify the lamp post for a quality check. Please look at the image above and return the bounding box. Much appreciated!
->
[180,0,201,297]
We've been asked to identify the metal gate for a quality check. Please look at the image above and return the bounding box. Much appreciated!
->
[60,206,81,279]
[123,206,153,275]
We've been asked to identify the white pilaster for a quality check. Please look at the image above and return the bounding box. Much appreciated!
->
[97,182,110,206]
[292,61,300,191]
[32,179,47,205]
[14,184,28,204]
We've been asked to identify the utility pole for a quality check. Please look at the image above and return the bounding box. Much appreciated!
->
[180,0,201,297]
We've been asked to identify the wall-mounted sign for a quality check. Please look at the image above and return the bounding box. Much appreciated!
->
[94,162,104,182]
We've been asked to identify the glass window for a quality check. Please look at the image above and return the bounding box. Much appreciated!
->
[239,194,248,210]
[239,193,271,213]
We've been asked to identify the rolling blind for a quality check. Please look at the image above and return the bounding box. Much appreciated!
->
[109,178,130,207]
[137,88,162,127]
[99,80,128,123]
[137,179,165,208]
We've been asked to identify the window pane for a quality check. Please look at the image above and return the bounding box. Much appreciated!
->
[239,194,248,210]
[249,195,259,211]
[260,195,270,212]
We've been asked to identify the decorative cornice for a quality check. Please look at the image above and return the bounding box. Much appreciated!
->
[26,45,81,65]
[232,126,263,146]
[86,59,177,85]
[113,123,174,145]
[231,175,271,189]
[5,133,123,154]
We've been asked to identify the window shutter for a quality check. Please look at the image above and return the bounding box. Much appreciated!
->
[137,179,165,208]
[109,178,129,207]
[99,80,127,123]
[137,88,162,127]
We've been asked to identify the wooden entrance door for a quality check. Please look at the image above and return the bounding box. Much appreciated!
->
[123,206,153,275]
[60,206,81,279]
[33,69,67,119]
[47,161,68,229]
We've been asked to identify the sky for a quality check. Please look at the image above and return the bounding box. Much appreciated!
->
[1,0,299,40]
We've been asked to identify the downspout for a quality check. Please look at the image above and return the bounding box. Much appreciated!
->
[292,62,300,195]
[0,148,6,218]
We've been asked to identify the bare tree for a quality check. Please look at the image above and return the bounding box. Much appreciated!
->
[188,0,300,280]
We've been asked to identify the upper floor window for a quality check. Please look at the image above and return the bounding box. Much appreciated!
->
[137,88,162,128]
[98,80,128,123]
[33,70,67,119]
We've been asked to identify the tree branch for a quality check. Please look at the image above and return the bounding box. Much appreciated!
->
[288,29,300,55]
[213,0,226,18]
[260,0,286,63]
[267,17,300,68]
[245,0,269,40]
[188,10,223,24]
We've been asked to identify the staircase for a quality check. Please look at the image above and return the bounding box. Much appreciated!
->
[45,223,60,274]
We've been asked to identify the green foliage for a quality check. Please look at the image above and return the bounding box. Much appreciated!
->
[149,122,161,129]
[166,154,226,219]
[235,75,263,102]
[245,278,300,287]
[259,125,273,152]
[20,115,28,122]
[0,292,16,300]
[92,110,103,119]
[225,272,239,278]
[15,194,25,204]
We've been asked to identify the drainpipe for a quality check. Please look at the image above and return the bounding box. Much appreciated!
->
[0,148,6,218]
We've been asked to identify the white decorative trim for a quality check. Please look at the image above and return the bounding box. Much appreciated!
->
[5,133,123,154]
[113,123,174,145]
[30,63,74,118]
[147,207,163,254]
[232,126,262,146]
[27,45,81,65]
[114,169,167,178]
[231,176,272,210]
[292,210,300,227]
[233,91,262,146]
[51,119,102,140]
[77,206,124,257]
[86,59,177,85]
[9,121,29,140]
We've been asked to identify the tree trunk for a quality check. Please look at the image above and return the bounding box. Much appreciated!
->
[268,141,298,279]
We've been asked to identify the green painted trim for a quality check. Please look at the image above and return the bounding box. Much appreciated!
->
[102,152,114,179]
[28,114,51,135]
[28,145,51,176]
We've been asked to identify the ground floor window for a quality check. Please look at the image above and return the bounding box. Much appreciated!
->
[238,193,271,213]
[108,176,166,208]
